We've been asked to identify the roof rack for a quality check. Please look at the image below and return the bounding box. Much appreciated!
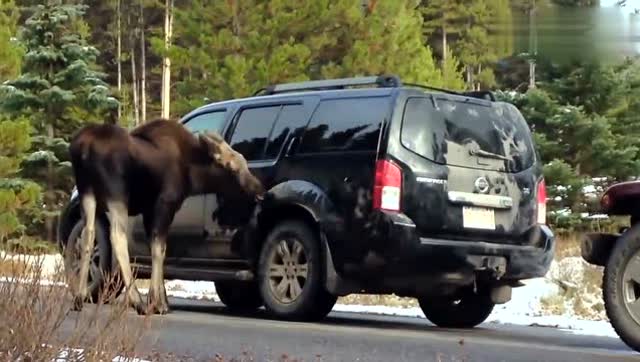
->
[402,83,496,101]
[253,74,402,96]
[252,75,495,101]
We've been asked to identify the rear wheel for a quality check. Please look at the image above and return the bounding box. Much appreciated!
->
[216,281,263,312]
[603,225,640,352]
[418,291,494,328]
[63,218,120,303]
[257,220,336,321]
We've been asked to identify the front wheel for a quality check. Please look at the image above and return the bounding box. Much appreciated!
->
[257,220,336,321]
[418,291,495,328]
[603,225,640,352]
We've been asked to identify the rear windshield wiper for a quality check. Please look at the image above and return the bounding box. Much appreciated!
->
[469,148,510,161]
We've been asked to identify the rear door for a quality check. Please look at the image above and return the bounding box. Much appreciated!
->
[129,110,229,259]
[202,101,313,258]
[395,95,540,243]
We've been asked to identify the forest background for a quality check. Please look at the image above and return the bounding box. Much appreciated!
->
[1,0,638,250]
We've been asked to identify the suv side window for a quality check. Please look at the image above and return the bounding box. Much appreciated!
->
[230,106,281,161]
[299,97,388,153]
[265,104,307,159]
[183,111,226,134]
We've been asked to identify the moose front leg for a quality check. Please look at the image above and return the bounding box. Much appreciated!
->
[146,197,178,315]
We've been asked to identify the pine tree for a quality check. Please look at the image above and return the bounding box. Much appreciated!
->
[0,118,40,243]
[325,0,445,87]
[440,46,466,90]
[0,0,21,80]
[419,0,466,71]
[165,0,451,115]
[0,0,39,244]
[0,2,118,241]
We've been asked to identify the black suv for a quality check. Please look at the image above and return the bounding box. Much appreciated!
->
[58,75,555,327]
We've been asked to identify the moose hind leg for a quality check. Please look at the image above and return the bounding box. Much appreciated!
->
[107,201,145,315]
[148,232,169,314]
[147,197,178,314]
[72,192,97,311]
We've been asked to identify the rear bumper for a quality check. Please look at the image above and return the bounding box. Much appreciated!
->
[370,211,556,280]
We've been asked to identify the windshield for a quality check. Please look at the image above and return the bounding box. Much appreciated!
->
[400,96,536,173]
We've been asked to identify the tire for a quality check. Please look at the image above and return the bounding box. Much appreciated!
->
[603,225,640,352]
[63,218,120,303]
[216,281,263,312]
[257,220,336,321]
[418,291,495,328]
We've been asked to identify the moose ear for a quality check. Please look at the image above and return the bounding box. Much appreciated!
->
[204,131,225,144]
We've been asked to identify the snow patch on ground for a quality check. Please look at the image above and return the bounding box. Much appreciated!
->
[1,251,64,278]
[5,252,619,339]
[51,347,150,362]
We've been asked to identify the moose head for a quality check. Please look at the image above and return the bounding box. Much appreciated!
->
[198,131,265,201]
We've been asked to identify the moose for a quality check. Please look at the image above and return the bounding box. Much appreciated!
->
[68,118,264,314]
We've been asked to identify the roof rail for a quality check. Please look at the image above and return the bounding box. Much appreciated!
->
[252,75,495,101]
[403,83,496,101]
[253,74,402,96]
[459,90,496,101]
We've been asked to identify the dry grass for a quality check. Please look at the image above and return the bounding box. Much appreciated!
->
[338,293,418,308]
[0,257,30,277]
[554,233,582,260]
[0,253,150,361]
[540,251,606,320]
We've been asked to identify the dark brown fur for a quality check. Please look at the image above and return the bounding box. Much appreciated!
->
[68,118,263,314]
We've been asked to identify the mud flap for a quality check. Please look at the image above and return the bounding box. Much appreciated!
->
[321,233,359,296]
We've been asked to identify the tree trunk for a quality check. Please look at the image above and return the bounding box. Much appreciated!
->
[45,123,55,242]
[161,0,174,119]
[131,44,140,126]
[140,0,147,122]
[528,4,537,89]
[441,25,447,72]
[116,0,122,122]
[529,60,536,89]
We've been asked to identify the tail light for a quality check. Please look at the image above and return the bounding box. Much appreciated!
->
[536,178,547,224]
[373,159,402,211]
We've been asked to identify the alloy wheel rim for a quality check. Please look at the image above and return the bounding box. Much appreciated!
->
[622,251,640,325]
[70,235,101,288]
[267,238,308,304]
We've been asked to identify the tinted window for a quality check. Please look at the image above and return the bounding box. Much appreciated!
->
[183,111,226,134]
[230,106,280,161]
[299,97,388,153]
[265,104,307,159]
[401,97,535,173]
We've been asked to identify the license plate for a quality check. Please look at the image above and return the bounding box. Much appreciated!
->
[462,206,495,230]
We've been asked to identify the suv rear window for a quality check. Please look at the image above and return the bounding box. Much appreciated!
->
[401,96,535,173]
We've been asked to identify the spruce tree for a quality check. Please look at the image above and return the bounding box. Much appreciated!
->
[166,0,452,115]
[0,0,40,244]
[0,2,118,241]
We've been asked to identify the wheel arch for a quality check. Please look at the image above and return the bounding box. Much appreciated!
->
[248,180,349,295]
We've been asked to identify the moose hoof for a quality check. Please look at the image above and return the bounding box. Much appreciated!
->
[148,303,170,315]
[147,295,170,315]
[133,302,148,316]
[71,296,84,312]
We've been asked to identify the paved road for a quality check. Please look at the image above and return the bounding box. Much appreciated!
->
[63,297,640,362]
